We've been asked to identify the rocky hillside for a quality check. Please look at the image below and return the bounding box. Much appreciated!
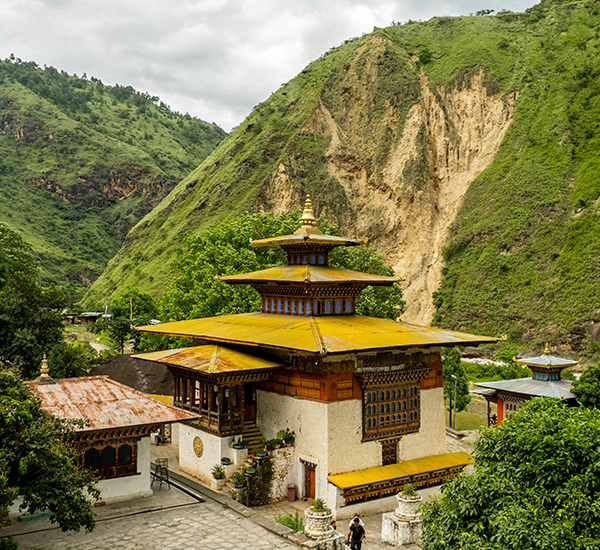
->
[84,0,600,358]
[0,59,226,301]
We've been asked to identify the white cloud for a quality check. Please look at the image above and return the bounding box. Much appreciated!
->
[1,0,538,131]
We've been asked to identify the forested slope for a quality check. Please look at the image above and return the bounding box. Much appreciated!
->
[85,0,600,358]
[0,59,225,301]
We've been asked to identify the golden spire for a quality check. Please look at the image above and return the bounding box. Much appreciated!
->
[544,342,549,355]
[295,195,322,236]
[300,195,317,228]
[36,354,56,385]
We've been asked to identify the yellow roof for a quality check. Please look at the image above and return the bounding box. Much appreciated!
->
[219,265,397,285]
[132,345,284,373]
[136,313,496,354]
[251,233,366,248]
[328,451,473,489]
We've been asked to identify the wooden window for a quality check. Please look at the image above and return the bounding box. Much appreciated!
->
[335,300,342,314]
[101,446,116,467]
[284,300,289,313]
[84,448,99,469]
[310,255,316,264]
[314,301,320,315]
[117,444,132,465]
[324,300,331,314]
[277,299,282,313]
[362,381,421,442]
[291,301,296,314]
[345,299,352,313]
[318,255,325,265]
[298,301,304,314]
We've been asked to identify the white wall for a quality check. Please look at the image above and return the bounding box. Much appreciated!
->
[179,424,230,483]
[97,437,152,503]
[398,387,446,462]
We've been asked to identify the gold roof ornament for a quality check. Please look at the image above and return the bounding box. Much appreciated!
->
[295,194,321,235]
[36,354,56,385]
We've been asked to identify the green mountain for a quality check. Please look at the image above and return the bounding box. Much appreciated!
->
[0,58,226,301]
[84,0,600,359]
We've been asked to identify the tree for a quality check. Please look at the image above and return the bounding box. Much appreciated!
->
[421,398,600,550]
[442,347,470,429]
[571,363,600,408]
[48,341,98,378]
[0,272,65,379]
[110,288,158,320]
[0,365,99,544]
[0,223,38,288]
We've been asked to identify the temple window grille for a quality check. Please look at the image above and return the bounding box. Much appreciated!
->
[362,381,421,442]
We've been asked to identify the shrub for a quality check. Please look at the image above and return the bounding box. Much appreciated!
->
[211,464,225,479]
[402,483,417,496]
[313,498,328,512]
[275,510,304,532]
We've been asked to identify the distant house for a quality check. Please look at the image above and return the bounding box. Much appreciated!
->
[475,345,578,425]
[26,362,198,504]
[64,312,111,326]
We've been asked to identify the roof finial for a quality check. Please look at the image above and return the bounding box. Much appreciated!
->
[36,354,56,385]
[544,342,549,355]
[299,195,317,228]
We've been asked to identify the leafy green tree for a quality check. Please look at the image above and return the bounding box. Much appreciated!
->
[158,211,404,324]
[571,363,600,408]
[110,288,158,320]
[0,223,38,286]
[48,341,98,378]
[421,397,600,550]
[442,348,470,429]
[0,272,65,379]
[0,365,99,544]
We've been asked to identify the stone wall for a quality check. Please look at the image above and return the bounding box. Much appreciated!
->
[270,446,297,501]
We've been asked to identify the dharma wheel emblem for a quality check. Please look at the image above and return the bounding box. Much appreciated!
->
[193,436,203,457]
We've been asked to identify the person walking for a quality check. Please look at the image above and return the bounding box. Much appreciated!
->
[347,517,365,550]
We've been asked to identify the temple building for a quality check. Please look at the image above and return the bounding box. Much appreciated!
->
[134,196,496,514]
[475,345,578,425]
[26,360,198,504]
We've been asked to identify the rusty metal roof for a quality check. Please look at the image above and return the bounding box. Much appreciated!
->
[136,313,496,354]
[327,451,473,489]
[26,376,198,432]
[132,345,284,373]
[475,378,575,400]
[219,265,397,285]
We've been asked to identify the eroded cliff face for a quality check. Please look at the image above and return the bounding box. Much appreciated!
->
[259,39,515,325]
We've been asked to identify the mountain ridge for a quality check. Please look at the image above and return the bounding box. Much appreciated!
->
[80,2,599,359]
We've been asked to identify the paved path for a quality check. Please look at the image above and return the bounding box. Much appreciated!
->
[3,432,475,550]
[7,487,293,550]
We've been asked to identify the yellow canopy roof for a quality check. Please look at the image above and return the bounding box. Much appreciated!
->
[250,233,366,248]
[132,345,284,373]
[219,265,397,285]
[136,313,496,354]
[328,451,473,489]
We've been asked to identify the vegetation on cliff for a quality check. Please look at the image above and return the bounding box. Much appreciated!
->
[0,58,225,301]
[83,1,600,358]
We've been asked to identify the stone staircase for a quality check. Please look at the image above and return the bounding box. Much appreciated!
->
[242,419,265,455]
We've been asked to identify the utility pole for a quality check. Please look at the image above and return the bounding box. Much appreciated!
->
[450,374,458,430]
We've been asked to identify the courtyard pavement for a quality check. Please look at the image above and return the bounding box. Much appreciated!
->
[2,432,475,550]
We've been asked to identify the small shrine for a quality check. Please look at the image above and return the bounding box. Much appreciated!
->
[475,344,578,425]
[134,196,496,515]
[26,359,198,504]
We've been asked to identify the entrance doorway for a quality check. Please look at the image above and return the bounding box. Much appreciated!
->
[244,383,256,422]
[301,459,316,499]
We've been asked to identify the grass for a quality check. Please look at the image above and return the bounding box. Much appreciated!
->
[275,510,304,532]
[446,395,489,431]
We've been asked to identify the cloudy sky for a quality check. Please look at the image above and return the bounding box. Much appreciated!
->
[2,0,538,132]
